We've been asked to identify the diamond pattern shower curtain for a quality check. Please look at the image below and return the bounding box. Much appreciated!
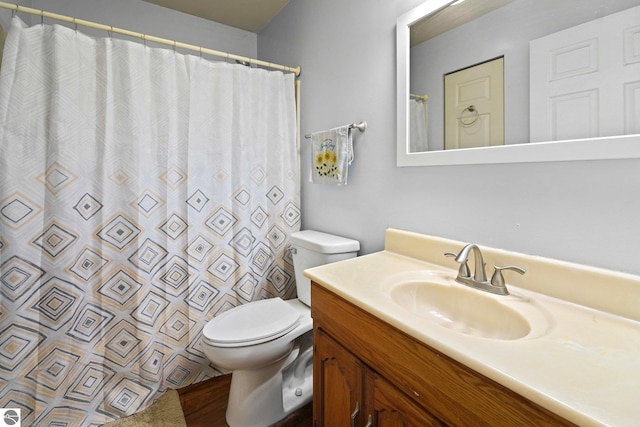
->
[0,17,299,426]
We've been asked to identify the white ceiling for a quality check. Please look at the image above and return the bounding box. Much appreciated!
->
[410,0,515,46]
[142,0,514,40]
[142,0,291,33]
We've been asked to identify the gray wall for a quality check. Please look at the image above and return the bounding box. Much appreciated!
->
[259,0,640,276]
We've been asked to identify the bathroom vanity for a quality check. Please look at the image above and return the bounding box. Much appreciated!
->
[312,284,571,426]
[306,229,640,426]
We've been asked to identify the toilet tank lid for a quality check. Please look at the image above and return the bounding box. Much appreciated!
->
[290,230,360,254]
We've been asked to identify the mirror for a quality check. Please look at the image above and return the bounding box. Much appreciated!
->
[397,0,640,166]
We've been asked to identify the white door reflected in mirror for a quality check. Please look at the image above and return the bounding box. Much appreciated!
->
[443,56,504,150]
[530,5,640,142]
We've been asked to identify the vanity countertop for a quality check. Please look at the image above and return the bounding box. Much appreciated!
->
[304,229,640,427]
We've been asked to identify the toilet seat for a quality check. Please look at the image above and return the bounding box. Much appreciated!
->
[203,298,301,347]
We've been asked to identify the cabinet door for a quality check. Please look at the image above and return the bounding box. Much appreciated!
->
[365,370,445,427]
[314,328,365,427]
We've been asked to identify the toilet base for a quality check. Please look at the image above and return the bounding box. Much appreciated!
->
[226,332,313,427]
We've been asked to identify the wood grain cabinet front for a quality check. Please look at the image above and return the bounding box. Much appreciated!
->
[311,282,574,427]
[365,368,446,427]
[314,328,363,427]
[314,328,444,427]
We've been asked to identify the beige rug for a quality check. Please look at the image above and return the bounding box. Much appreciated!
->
[101,389,187,427]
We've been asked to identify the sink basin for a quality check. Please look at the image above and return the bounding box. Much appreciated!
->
[384,272,544,340]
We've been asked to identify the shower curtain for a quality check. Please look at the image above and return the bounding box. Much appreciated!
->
[0,17,299,426]
[409,98,428,152]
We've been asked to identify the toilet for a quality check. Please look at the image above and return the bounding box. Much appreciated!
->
[201,230,360,427]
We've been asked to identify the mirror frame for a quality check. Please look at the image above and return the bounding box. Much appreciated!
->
[396,0,640,167]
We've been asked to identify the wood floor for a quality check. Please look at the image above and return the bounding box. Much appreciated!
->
[177,374,313,427]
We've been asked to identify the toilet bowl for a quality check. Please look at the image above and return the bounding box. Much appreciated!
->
[201,230,359,427]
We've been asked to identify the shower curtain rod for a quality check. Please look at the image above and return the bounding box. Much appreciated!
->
[0,1,301,76]
[410,93,428,101]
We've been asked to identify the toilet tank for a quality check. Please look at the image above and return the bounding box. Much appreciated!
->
[289,230,359,306]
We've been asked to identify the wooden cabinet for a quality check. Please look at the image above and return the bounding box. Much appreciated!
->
[311,282,575,427]
[365,369,445,427]
[315,328,363,427]
[315,328,443,427]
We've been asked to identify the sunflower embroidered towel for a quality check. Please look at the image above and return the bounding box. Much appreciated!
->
[310,125,353,185]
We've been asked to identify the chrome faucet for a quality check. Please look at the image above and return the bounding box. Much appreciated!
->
[445,243,525,296]
[455,244,487,282]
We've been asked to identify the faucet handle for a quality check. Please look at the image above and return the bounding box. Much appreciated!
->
[444,252,470,278]
[491,265,526,287]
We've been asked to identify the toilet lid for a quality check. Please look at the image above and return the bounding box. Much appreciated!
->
[203,298,301,346]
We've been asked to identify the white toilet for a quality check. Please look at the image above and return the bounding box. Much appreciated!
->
[201,230,360,427]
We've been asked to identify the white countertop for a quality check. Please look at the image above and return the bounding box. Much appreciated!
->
[304,229,640,427]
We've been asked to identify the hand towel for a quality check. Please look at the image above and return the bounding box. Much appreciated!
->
[310,125,353,185]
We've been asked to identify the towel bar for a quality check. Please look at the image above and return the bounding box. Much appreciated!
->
[305,121,367,139]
